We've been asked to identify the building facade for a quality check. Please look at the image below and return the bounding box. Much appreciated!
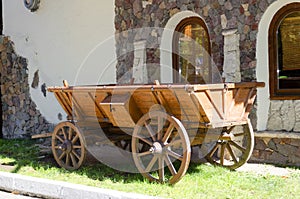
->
[1,0,300,166]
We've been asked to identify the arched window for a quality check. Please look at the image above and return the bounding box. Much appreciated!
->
[172,17,211,84]
[269,3,300,99]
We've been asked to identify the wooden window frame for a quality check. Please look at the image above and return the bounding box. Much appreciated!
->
[269,3,300,100]
[172,17,211,83]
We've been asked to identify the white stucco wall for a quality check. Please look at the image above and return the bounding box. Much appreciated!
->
[3,0,116,123]
[256,0,300,131]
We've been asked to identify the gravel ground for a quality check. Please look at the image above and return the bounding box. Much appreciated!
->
[236,163,300,177]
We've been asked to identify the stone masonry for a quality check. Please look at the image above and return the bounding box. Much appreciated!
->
[0,36,53,139]
[251,132,300,167]
[114,0,277,83]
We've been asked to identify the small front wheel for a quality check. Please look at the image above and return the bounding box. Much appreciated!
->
[52,122,86,170]
[132,111,191,184]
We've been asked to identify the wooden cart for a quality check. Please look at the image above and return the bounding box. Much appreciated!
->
[39,80,264,184]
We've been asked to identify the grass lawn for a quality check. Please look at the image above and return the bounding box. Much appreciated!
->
[1,138,300,199]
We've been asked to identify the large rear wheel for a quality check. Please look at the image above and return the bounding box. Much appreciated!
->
[132,111,191,184]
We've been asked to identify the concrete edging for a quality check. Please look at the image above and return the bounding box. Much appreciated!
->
[0,172,162,199]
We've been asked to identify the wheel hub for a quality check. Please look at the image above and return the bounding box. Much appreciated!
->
[150,142,164,154]
[220,132,234,141]
[59,140,73,154]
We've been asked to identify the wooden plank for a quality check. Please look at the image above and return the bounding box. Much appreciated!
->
[54,92,72,117]
[72,92,96,120]
[243,88,257,119]
[173,89,205,123]
[88,91,106,119]
[193,90,220,123]
[32,132,53,139]
[228,88,251,120]
[204,90,224,120]
[100,93,142,127]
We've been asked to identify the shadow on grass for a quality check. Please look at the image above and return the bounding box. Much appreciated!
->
[2,138,299,186]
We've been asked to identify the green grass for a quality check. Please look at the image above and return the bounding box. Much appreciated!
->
[1,138,300,199]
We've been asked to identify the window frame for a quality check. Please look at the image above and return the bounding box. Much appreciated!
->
[172,17,211,83]
[269,3,300,100]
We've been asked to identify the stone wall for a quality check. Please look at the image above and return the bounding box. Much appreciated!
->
[0,36,53,139]
[267,100,300,132]
[251,132,300,167]
[114,0,276,82]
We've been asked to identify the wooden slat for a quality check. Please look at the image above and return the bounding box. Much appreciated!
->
[54,92,72,117]
[204,90,224,120]
[173,89,205,123]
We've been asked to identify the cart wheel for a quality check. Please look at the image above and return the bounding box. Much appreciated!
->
[132,111,191,184]
[52,122,86,170]
[205,120,254,169]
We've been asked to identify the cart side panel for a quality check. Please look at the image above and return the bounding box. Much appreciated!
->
[192,90,223,124]
[192,83,260,127]
[173,89,207,125]
[159,89,186,119]
[53,92,72,118]
[132,91,158,114]
[71,91,98,120]
[100,92,142,127]
[244,89,257,118]
[227,87,257,120]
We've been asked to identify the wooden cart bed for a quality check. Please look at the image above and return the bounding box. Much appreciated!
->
[41,81,264,184]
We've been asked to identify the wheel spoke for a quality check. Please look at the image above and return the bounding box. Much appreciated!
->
[55,134,64,143]
[73,145,83,149]
[72,133,79,144]
[233,132,245,137]
[137,150,152,157]
[66,153,70,167]
[72,150,81,160]
[68,129,73,140]
[166,139,182,148]
[158,157,165,183]
[167,149,183,161]
[225,126,235,134]
[61,128,67,140]
[162,124,174,143]
[70,153,78,168]
[145,156,158,173]
[54,146,62,150]
[136,136,153,146]
[58,151,66,160]
[220,143,226,165]
[145,123,157,141]
[226,144,238,163]
[206,143,219,158]
[229,140,246,152]
[165,155,177,176]
[157,116,164,141]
